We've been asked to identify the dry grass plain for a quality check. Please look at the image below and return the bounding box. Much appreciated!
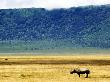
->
[0,55,110,82]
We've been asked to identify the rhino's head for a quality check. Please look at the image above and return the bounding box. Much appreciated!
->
[70,69,76,74]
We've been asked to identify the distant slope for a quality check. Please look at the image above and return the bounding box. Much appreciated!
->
[0,5,110,53]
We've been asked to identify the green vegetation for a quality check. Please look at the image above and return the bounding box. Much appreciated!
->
[0,5,110,53]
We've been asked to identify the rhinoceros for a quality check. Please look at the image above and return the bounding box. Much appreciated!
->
[70,68,90,78]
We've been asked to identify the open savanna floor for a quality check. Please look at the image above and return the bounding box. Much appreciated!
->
[0,55,110,82]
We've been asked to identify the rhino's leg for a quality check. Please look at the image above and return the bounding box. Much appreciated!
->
[86,74,88,78]
[78,74,80,77]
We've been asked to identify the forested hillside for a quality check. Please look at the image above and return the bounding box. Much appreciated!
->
[0,5,110,53]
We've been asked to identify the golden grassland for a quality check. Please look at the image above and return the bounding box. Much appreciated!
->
[0,55,110,82]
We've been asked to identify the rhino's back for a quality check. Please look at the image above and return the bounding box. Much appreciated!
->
[75,68,90,74]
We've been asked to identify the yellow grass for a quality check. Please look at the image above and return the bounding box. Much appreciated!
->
[0,55,110,82]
